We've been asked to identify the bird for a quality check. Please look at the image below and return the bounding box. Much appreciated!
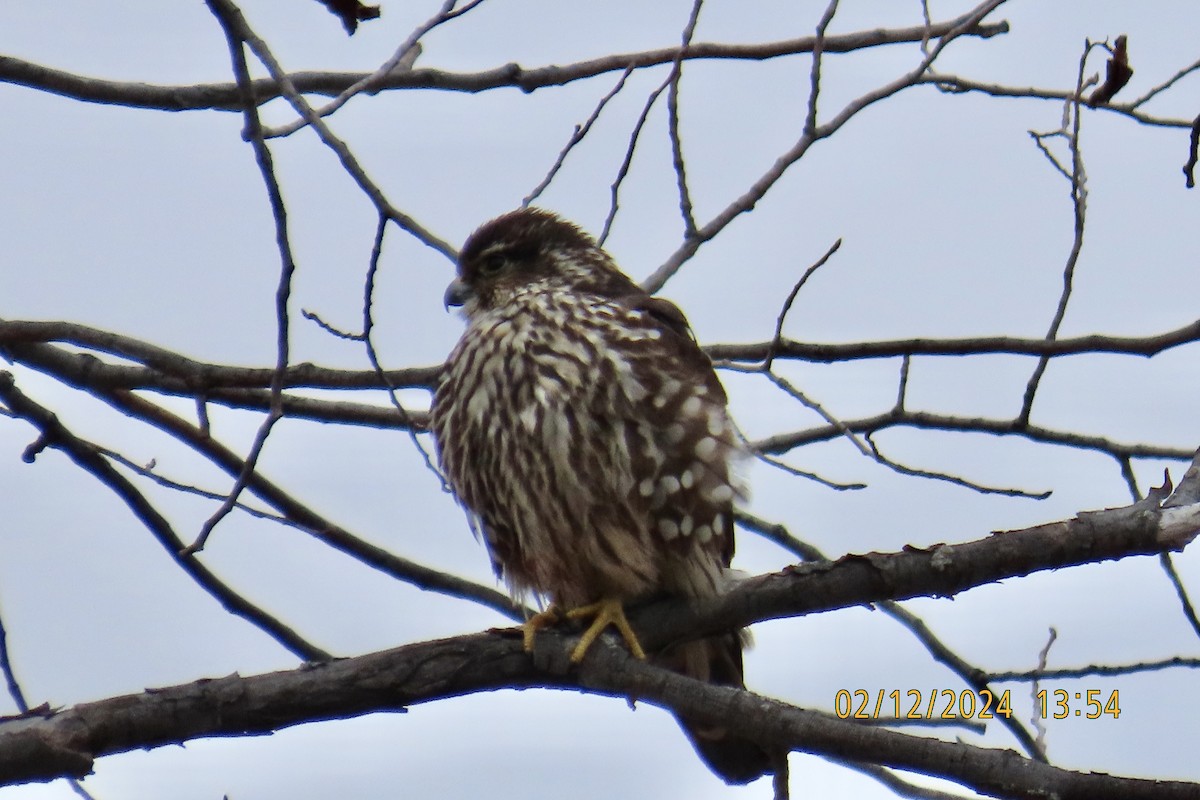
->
[430,207,771,784]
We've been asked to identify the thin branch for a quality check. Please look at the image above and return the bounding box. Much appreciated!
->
[1130,55,1200,108]
[599,75,672,246]
[98,388,520,620]
[1185,113,1200,189]
[804,0,840,138]
[895,355,911,411]
[0,372,332,662]
[759,370,871,457]
[1029,627,1057,759]
[524,66,635,206]
[923,73,1192,130]
[1160,553,1200,641]
[97,445,300,532]
[864,432,1051,500]
[1017,40,1100,426]
[838,760,977,800]
[753,451,866,491]
[989,655,1200,683]
[357,215,449,490]
[754,407,1194,463]
[737,511,1047,759]
[191,0,298,554]
[666,0,705,238]
[763,238,842,372]
[204,0,455,259]
[0,603,28,714]
[0,318,441,390]
[642,0,1010,293]
[263,0,489,138]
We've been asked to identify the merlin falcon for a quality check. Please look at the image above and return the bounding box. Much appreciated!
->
[430,207,770,784]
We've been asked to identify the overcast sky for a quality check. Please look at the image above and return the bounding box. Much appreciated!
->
[2,2,1199,798]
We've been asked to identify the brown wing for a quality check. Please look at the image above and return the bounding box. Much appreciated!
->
[614,292,740,572]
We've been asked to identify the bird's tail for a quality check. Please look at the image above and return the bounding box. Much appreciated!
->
[655,633,774,785]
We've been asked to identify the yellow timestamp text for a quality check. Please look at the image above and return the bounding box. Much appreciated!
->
[834,689,1015,720]
[833,688,1122,721]
[1036,688,1121,719]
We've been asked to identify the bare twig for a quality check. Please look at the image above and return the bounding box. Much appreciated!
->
[599,75,672,246]
[642,0,1011,293]
[736,511,1045,759]
[864,432,1051,500]
[735,509,825,562]
[1017,40,1102,427]
[754,408,1193,464]
[839,760,977,800]
[357,215,449,490]
[524,66,635,206]
[1185,114,1200,189]
[191,0,299,554]
[666,0,705,238]
[99,388,520,620]
[203,0,455,259]
[753,451,866,491]
[1029,627,1057,759]
[989,655,1200,682]
[0,602,28,714]
[0,372,332,662]
[1160,553,1200,641]
[264,0,488,137]
[804,0,840,137]
[763,238,842,372]
[872,601,1044,760]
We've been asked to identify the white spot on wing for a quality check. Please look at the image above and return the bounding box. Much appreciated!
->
[658,518,679,540]
[707,412,727,437]
[709,484,734,503]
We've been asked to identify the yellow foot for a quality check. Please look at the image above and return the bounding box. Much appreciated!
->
[565,597,647,663]
[521,606,564,653]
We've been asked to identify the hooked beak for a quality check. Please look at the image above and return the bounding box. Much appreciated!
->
[443,278,472,310]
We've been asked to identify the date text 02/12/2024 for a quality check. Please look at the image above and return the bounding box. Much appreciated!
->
[833,688,1122,720]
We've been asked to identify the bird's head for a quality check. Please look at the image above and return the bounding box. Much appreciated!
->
[444,207,635,315]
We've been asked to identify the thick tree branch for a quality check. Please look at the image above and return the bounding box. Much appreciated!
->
[0,319,439,389]
[11,317,1200,388]
[3,488,1196,795]
[0,16,1008,112]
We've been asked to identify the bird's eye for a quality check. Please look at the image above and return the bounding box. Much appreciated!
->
[480,252,507,275]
